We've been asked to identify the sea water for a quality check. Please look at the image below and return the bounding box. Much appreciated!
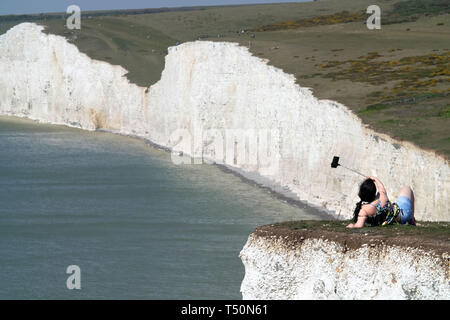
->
[0,116,321,299]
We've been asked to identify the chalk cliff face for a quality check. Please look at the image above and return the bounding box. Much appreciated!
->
[240,229,449,300]
[0,23,448,221]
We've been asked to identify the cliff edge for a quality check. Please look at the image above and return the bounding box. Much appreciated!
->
[240,221,449,299]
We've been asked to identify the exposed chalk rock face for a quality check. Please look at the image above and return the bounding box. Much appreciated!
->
[0,23,145,133]
[0,23,449,221]
[240,232,450,300]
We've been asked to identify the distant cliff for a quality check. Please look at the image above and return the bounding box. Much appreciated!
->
[0,23,448,221]
[240,222,450,299]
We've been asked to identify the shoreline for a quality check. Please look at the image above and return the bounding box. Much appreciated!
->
[98,130,338,221]
[0,114,336,221]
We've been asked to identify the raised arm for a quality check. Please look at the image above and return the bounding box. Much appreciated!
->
[367,176,388,205]
[369,176,386,195]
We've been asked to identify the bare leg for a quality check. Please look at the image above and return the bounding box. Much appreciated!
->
[396,186,415,223]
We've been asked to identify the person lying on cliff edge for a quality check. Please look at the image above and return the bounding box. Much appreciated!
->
[346,176,416,228]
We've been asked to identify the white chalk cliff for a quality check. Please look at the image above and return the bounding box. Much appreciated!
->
[240,230,449,300]
[0,23,449,221]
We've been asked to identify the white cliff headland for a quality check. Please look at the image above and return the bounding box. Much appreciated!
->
[0,23,448,222]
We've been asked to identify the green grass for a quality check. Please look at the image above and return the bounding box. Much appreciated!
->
[358,103,392,114]
[440,105,450,118]
[272,220,450,239]
[378,118,401,125]
[385,0,450,24]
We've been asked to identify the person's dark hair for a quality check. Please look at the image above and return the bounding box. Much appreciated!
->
[353,178,377,222]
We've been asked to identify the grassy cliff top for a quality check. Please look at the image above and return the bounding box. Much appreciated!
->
[254,220,450,257]
[0,0,449,158]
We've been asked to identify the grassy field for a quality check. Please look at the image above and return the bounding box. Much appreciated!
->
[0,0,449,158]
